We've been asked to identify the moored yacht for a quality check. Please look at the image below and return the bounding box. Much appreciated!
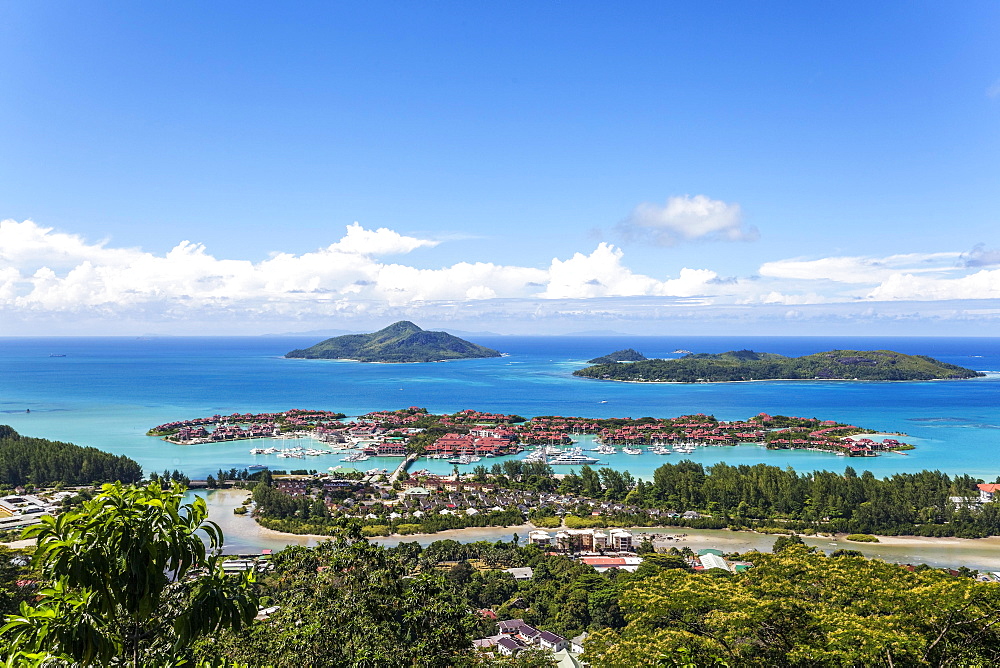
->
[549,451,600,465]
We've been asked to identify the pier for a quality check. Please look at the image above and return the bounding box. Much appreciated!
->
[390,453,418,483]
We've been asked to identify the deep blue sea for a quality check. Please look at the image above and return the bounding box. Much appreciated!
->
[2,335,1000,481]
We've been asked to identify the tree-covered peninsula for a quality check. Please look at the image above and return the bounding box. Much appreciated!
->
[574,349,985,383]
[0,426,142,487]
[587,348,647,364]
[285,321,502,363]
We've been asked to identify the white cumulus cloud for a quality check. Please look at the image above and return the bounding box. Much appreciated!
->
[0,219,723,317]
[617,194,757,246]
[540,243,718,299]
[327,222,438,255]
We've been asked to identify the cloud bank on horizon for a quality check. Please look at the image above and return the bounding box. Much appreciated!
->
[2,215,1000,335]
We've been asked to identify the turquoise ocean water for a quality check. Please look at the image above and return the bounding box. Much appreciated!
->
[2,335,1000,481]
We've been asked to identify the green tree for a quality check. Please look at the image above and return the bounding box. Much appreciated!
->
[204,539,475,667]
[584,548,1000,666]
[0,482,257,666]
[771,534,805,553]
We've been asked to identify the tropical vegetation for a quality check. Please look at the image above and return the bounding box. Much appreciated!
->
[285,320,502,362]
[586,349,647,364]
[0,482,256,666]
[574,349,984,382]
[585,546,1000,667]
[0,426,142,487]
[5,481,1000,666]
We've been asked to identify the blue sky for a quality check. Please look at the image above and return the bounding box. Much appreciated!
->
[1,2,999,335]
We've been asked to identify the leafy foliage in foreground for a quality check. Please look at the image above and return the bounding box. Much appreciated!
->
[0,426,142,487]
[5,488,1000,667]
[585,546,1000,667]
[575,349,984,382]
[0,482,256,666]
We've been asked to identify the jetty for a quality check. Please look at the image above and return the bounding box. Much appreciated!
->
[390,453,418,483]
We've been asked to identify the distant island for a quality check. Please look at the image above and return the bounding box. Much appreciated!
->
[573,349,986,383]
[285,321,502,363]
[587,348,648,364]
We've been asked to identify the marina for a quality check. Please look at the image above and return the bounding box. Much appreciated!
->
[1,335,999,483]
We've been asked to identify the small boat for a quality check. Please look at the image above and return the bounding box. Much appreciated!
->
[622,447,643,455]
[248,464,268,470]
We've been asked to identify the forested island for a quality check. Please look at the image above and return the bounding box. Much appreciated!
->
[587,348,647,364]
[0,426,142,486]
[285,321,502,363]
[574,349,985,383]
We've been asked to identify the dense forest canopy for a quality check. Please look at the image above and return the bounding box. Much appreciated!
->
[0,427,142,487]
[574,349,985,382]
[285,321,502,362]
[585,546,1000,667]
[586,349,647,364]
[634,461,998,537]
[6,485,1000,667]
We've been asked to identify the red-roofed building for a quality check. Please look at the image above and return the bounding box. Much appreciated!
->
[978,483,1000,503]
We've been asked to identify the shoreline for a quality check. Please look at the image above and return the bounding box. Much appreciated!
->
[205,489,1000,549]
[578,376,986,385]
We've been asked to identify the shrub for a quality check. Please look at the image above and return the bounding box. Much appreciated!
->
[845,533,880,543]
[531,516,562,528]
[395,523,422,535]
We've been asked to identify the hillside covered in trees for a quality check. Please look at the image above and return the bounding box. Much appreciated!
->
[285,321,502,363]
[4,482,1000,667]
[574,349,985,383]
[0,426,142,486]
[586,348,647,364]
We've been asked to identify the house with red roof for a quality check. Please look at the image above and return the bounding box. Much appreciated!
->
[978,483,1000,504]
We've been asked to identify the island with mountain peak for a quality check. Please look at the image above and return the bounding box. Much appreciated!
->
[587,348,648,364]
[285,321,502,363]
[574,349,985,383]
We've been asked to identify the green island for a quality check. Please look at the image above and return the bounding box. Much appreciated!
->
[284,320,502,363]
[586,348,647,364]
[574,348,985,382]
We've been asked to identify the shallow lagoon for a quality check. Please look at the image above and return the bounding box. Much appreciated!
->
[3,335,1000,479]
